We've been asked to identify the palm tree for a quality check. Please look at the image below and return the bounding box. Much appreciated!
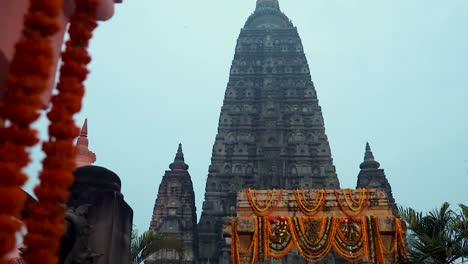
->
[129,229,183,264]
[399,202,468,264]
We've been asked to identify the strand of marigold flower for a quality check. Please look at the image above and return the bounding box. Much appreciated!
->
[334,189,369,217]
[372,217,386,264]
[248,189,275,211]
[296,217,328,245]
[342,189,367,212]
[22,1,98,263]
[332,217,369,262]
[238,217,258,255]
[265,216,294,259]
[231,219,239,263]
[0,0,62,261]
[374,217,398,255]
[395,218,410,261]
[253,190,273,207]
[246,189,283,216]
[290,217,334,262]
[293,189,326,216]
[231,217,259,264]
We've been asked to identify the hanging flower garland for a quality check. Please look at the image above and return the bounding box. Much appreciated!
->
[245,188,283,216]
[264,216,294,259]
[364,216,380,263]
[231,217,259,264]
[332,217,370,262]
[334,188,369,217]
[371,217,410,263]
[374,217,398,258]
[289,217,335,263]
[394,218,410,261]
[230,215,407,264]
[22,1,98,263]
[293,189,326,216]
[0,0,62,261]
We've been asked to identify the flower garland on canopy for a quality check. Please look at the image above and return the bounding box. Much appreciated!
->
[0,0,62,261]
[232,216,411,264]
[293,189,326,216]
[334,188,369,217]
[245,189,284,217]
[22,0,98,263]
[263,216,294,259]
[231,217,259,264]
[231,216,408,264]
[289,217,335,262]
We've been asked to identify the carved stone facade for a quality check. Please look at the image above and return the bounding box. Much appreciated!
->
[147,144,198,264]
[198,0,340,262]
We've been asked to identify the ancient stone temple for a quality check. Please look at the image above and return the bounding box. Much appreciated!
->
[147,144,198,264]
[148,0,403,263]
[198,0,340,262]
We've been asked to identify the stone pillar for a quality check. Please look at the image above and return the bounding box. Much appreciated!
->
[65,166,133,264]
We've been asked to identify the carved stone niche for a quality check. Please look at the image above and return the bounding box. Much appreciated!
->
[65,166,133,264]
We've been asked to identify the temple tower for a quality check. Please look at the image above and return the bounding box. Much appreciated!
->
[147,144,198,264]
[356,143,396,205]
[198,0,340,261]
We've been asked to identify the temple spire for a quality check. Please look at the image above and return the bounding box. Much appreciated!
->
[256,0,280,11]
[360,142,380,169]
[356,142,396,210]
[75,118,96,168]
[169,143,189,170]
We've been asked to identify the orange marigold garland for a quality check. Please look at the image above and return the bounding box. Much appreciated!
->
[0,0,62,261]
[374,217,398,259]
[245,188,283,216]
[290,217,335,262]
[334,188,369,217]
[265,216,294,259]
[231,217,259,264]
[293,189,326,216]
[395,218,410,261]
[22,0,98,263]
[332,217,370,262]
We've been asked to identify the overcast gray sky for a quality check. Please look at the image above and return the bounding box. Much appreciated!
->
[26,0,468,232]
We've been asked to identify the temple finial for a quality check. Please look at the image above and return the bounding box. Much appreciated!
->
[364,142,374,160]
[175,143,184,163]
[360,142,380,169]
[75,118,96,168]
[170,143,189,170]
[79,118,88,138]
[256,0,280,11]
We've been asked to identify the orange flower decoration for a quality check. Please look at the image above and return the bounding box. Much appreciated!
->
[0,0,62,261]
[22,0,98,263]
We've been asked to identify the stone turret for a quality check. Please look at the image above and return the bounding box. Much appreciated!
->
[198,0,340,262]
[356,143,395,205]
[75,118,96,168]
[255,0,280,11]
[147,144,198,264]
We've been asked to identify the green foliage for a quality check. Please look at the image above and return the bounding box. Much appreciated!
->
[399,203,468,264]
[129,228,184,264]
